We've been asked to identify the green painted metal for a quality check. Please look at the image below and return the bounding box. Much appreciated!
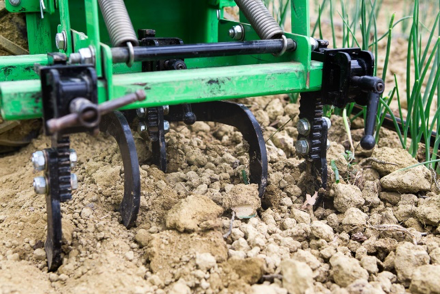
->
[0,61,322,120]
[25,13,57,54]
[58,0,72,55]
[84,0,102,76]
[0,54,49,82]
[0,0,322,121]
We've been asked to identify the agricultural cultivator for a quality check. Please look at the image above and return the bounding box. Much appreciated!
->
[0,0,384,270]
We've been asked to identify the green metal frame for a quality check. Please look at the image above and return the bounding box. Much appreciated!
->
[0,0,323,120]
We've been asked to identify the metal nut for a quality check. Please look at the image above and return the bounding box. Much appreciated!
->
[69,149,77,167]
[229,25,244,41]
[295,139,309,155]
[55,31,67,51]
[9,0,21,7]
[33,177,47,194]
[138,121,147,133]
[78,47,94,65]
[297,118,311,136]
[136,108,146,118]
[31,150,46,171]
[164,120,170,133]
[323,117,332,130]
[163,105,170,115]
[71,174,78,190]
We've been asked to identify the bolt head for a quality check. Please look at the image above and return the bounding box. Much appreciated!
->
[164,120,170,133]
[295,139,309,155]
[138,122,147,133]
[69,149,77,167]
[297,119,311,136]
[55,32,66,51]
[71,174,78,190]
[136,108,146,118]
[33,177,47,194]
[31,151,46,171]
[9,0,20,7]
[162,105,170,115]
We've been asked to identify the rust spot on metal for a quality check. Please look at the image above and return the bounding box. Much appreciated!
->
[133,82,147,87]
[306,71,310,88]
[31,92,41,104]
[207,79,220,85]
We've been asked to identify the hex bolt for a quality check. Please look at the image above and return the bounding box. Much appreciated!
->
[138,121,147,133]
[71,174,78,190]
[229,25,244,40]
[55,31,67,51]
[136,108,146,118]
[295,139,309,155]
[31,150,47,171]
[297,118,311,136]
[323,117,332,130]
[164,120,170,133]
[9,0,21,6]
[33,177,47,194]
[69,149,77,167]
[163,105,170,115]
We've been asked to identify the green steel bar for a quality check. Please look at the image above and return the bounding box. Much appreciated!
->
[84,0,102,76]
[0,54,49,82]
[291,0,311,37]
[25,13,54,54]
[0,61,323,120]
[58,0,72,55]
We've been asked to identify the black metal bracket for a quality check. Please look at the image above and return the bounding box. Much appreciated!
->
[40,65,98,136]
[297,43,385,200]
[312,47,384,150]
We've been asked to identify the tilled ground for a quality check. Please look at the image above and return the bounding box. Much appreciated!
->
[2,1,440,293]
[1,94,440,294]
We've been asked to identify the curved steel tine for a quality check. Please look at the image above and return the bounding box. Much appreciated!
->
[99,111,140,228]
[166,101,268,197]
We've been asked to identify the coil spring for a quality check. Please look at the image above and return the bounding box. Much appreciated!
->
[235,0,283,40]
[98,0,139,47]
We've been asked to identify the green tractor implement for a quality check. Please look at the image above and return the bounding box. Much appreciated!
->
[0,0,384,270]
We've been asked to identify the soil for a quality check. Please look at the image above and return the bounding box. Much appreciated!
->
[1,1,440,294]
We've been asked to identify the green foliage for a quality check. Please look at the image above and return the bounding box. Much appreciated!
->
[309,0,440,170]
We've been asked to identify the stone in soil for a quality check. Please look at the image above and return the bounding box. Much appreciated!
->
[409,265,440,294]
[330,252,369,287]
[280,259,314,294]
[394,242,430,286]
[165,194,223,232]
[333,184,365,213]
[370,147,418,176]
[380,165,431,193]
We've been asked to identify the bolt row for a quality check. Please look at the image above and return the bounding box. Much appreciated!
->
[136,106,170,135]
[295,117,332,156]
[32,149,78,195]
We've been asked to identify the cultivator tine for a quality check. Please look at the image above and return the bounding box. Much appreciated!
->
[148,107,167,172]
[166,101,268,197]
[99,111,140,228]
[43,136,72,271]
[297,91,328,199]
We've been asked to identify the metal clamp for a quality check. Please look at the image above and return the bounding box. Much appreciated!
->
[126,42,134,67]
[273,35,288,57]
